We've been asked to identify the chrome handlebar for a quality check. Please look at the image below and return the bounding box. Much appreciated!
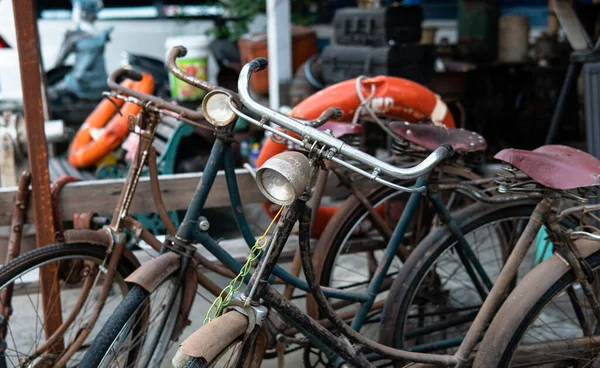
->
[237,58,454,181]
[107,68,205,121]
[570,230,600,241]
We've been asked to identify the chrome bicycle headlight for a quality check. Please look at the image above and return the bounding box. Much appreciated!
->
[256,151,310,206]
[201,90,237,126]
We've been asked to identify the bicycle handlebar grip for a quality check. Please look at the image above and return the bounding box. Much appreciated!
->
[122,69,143,82]
[174,45,187,58]
[330,107,343,120]
[439,144,454,158]
[250,58,268,72]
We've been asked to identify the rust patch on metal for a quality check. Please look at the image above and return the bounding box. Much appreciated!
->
[13,0,62,347]
[125,252,181,292]
[177,311,247,363]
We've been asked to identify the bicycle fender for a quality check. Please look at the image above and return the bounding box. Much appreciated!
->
[172,310,248,367]
[124,252,181,292]
[63,228,140,269]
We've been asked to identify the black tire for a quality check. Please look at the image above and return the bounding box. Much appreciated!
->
[0,242,137,367]
[309,170,481,324]
[473,240,600,367]
[81,271,182,368]
[0,242,137,286]
[378,200,569,359]
[80,286,148,368]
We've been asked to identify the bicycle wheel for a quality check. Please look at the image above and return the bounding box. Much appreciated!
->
[172,310,265,368]
[379,200,574,360]
[310,183,420,326]
[304,181,442,367]
[309,172,477,329]
[81,275,181,368]
[473,238,600,367]
[0,242,138,367]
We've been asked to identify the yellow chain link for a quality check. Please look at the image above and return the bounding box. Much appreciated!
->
[203,206,284,324]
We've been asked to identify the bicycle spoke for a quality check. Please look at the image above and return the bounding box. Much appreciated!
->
[6,323,21,364]
[0,251,130,368]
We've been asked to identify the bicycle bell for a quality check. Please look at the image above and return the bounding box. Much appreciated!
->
[255,151,310,206]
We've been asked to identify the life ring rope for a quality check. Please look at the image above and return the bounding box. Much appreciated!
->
[255,75,455,238]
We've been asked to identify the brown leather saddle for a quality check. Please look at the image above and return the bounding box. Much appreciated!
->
[495,145,600,190]
[389,121,487,153]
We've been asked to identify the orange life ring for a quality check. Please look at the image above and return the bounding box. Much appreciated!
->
[256,76,455,238]
[68,73,155,168]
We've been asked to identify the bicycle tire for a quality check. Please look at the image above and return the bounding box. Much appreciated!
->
[378,200,559,358]
[309,168,483,322]
[0,242,138,367]
[473,239,600,367]
[0,242,137,286]
[80,285,148,368]
[81,276,181,368]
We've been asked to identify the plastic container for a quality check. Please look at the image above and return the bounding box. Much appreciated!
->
[165,35,210,101]
[499,15,530,63]
[238,26,317,95]
[250,142,261,167]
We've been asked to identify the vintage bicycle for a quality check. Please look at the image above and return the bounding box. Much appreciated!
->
[73,56,598,368]
[0,50,479,367]
[170,61,600,368]
[0,49,577,368]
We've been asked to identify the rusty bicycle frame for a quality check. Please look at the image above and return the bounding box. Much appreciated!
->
[21,50,493,367]
[215,166,600,368]
[0,66,457,364]
[170,59,600,367]
[8,48,584,367]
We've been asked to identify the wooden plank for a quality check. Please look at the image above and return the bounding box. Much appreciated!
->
[0,169,342,226]
[13,0,63,347]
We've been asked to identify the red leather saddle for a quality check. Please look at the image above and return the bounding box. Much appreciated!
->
[389,121,487,153]
[321,121,363,138]
[495,145,600,190]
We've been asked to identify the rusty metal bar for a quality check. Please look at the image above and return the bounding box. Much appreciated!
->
[147,146,177,235]
[455,197,554,365]
[0,171,31,339]
[11,0,63,349]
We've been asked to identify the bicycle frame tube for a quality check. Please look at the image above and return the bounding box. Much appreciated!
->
[176,138,227,240]
[221,141,369,302]
[429,192,494,293]
[454,197,554,366]
[383,191,500,354]
[350,176,427,330]
[164,132,365,302]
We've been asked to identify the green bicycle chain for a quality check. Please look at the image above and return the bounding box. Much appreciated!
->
[204,205,284,324]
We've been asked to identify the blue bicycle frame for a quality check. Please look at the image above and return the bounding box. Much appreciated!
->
[165,119,491,361]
